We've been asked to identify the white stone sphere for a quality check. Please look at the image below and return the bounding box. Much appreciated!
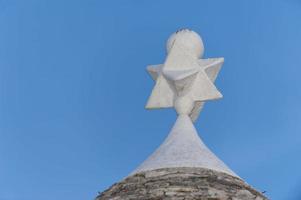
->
[166,29,204,58]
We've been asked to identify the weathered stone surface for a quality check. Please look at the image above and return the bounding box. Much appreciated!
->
[96,167,267,200]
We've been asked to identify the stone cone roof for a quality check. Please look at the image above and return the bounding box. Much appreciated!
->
[97,168,267,200]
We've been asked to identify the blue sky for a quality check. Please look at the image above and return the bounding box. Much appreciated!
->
[0,0,301,199]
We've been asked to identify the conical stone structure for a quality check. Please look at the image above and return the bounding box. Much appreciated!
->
[96,29,267,200]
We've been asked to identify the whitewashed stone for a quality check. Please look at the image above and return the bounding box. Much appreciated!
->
[133,115,237,177]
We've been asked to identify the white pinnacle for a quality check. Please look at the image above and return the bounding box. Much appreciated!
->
[133,29,237,177]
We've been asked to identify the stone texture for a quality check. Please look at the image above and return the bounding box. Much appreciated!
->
[96,167,267,200]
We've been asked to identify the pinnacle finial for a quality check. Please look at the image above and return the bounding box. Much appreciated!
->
[146,29,224,121]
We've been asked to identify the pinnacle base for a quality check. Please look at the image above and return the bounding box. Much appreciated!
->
[133,115,237,177]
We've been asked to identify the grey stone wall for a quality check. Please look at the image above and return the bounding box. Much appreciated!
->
[97,167,267,200]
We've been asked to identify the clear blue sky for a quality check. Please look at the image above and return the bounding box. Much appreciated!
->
[0,0,301,199]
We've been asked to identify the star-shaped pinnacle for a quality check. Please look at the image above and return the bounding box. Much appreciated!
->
[146,29,224,122]
[133,29,237,177]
